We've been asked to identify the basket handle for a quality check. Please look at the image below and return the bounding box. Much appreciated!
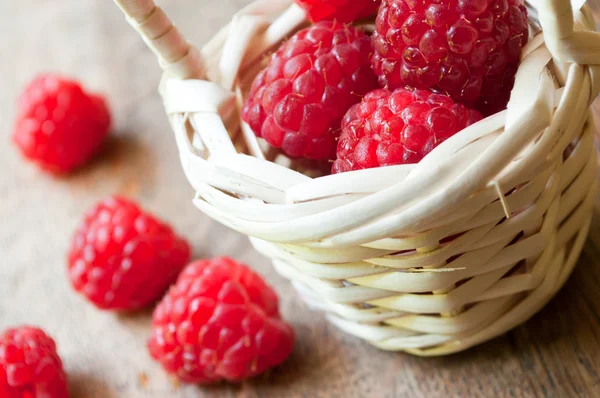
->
[113,0,204,79]
[536,0,600,65]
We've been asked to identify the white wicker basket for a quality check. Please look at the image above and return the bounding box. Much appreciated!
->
[114,0,600,355]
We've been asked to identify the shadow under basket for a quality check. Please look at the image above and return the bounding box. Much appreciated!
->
[114,0,600,355]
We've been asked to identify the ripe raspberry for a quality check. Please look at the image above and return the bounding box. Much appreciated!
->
[147,257,294,384]
[295,0,381,23]
[371,0,529,115]
[333,87,482,172]
[0,326,68,398]
[242,21,378,160]
[68,196,191,311]
[13,74,111,174]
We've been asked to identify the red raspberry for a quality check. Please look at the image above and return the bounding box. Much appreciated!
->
[0,326,68,398]
[371,0,529,115]
[67,196,191,311]
[333,87,482,173]
[147,257,294,384]
[295,0,381,23]
[242,21,378,160]
[13,74,111,174]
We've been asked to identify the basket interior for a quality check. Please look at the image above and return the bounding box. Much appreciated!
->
[197,2,546,179]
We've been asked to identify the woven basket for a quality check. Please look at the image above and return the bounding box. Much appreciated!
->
[114,0,600,355]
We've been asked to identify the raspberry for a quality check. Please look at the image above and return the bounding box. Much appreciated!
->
[0,326,68,398]
[371,0,528,115]
[13,74,111,174]
[147,257,294,384]
[242,21,378,160]
[332,87,482,172]
[67,196,191,311]
[295,0,381,23]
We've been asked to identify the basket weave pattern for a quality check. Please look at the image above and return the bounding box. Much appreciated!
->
[115,0,600,355]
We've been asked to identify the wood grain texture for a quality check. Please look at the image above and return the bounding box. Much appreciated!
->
[0,1,599,397]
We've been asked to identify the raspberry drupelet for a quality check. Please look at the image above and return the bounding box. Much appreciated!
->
[295,0,381,23]
[148,257,295,384]
[13,74,111,174]
[67,196,191,311]
[333,87,482,173]
[0,326,69,398]
[242,21,378,160]
[371,0,529,115]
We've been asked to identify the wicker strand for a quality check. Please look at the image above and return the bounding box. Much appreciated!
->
[113,0,204,79]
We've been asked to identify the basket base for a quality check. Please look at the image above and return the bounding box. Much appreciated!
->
[250,181,596,355]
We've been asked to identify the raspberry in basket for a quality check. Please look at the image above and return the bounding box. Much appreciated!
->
[67,196,191,311]
[371,0,529,115]
[147,257,294,384]
[13,74,111,174]
[295,0,381,23]
[0,326,68,398]
[332,87,482,173]
[242,21,378,160]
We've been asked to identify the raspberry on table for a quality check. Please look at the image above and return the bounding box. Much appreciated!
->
[12,74,111,174]
[295,0,381,23]
[332,87,482,173]
[67,196,191,311]
[0,326,68,398]
[371,0,529,115]
[147,257,294,384]
[242,21,379,160]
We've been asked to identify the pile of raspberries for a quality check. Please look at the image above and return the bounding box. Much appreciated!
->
[243,0,529,173]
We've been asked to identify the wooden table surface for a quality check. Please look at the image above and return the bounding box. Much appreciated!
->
[1,1,600,397]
